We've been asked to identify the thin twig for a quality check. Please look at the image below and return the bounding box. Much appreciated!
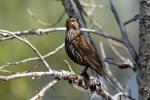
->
[108,39,134,69]
[82,28,124,43]
[0,43,64,70]
[112,92,135,100]
[99,42,124,92]
[104,58,133,69]
[108,39,128,51]
[64,59,75,74]
[104,58,124,66]
[23,38,51,71]
[108,39,126,61]
[124,14,139,25]
[0,30,51,71]
[84,8,103,31]
[27,8,66,27]
[30,79,58,100]
[49,11,65,27]
[86,0,96,17]
[0,69,12,73]
[27,9,50,26]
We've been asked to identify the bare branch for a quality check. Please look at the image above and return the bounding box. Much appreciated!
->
[27,9,50,26]
[30,79,58,100]
[104,58,134,69]
[124,14,139,25]
[0,70,113,99]
[64,60,75,74]
[49,11,65,27]
[0,28,123,44]
[107,39,134,68]
[0,69,12,73]
[108,39,134,69]
[0,70,75,81]
[108,39,126,61]
[84,6,103,31]
[81,0,104,31]
[99,42,124,92]
[27,8,65,27]
[112,92,135,100]
[0,28,66,40]
[0,30,52,71]
[0,71,52,81]
[0,68,134,100]
[108,0,138,70]
[86,0,96,17]
[0,43,64,70]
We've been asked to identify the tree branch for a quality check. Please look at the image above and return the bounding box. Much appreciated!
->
[124,14,139,26]
[0,43,64,70]
[108,0,138,70]
[30,79,59,100]
[0,70,113,99]
[0,28,123,43]
[99,42,124,92]
[0,30,51,71]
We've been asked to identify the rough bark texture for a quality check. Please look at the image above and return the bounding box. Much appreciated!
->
[138,0,150,100]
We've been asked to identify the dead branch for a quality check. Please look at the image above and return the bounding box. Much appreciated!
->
[108,0,138,70]
[99,42,124,92]
[0,70,113,100]
[0,28,122,43]
[30,79,59,100]
[0,43,64,70]
[3,30,51,71]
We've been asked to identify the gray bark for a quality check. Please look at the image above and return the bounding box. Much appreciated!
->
[138,0,150,100]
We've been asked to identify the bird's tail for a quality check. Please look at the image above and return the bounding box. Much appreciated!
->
[103,72,121,92]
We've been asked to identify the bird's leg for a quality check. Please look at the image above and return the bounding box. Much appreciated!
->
[80,66,89,79]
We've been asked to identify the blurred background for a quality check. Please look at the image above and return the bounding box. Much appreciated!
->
[0,0,139,100]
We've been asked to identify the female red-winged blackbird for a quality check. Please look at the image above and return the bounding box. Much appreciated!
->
[65,16,112,83]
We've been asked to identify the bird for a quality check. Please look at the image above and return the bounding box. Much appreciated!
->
[64,16,110,81]
[64,17,124,92]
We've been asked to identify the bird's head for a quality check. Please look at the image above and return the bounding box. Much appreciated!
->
[66,16,80,30]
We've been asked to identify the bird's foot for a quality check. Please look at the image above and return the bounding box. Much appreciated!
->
[80,70,89,79]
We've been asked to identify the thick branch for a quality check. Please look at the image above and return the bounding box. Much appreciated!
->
[138,0,150,100]
[0,70,113,99]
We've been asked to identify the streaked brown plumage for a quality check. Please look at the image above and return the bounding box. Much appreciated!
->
[65,16,109,78]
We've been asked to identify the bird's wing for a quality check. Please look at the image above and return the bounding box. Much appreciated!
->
[71,34,104,76]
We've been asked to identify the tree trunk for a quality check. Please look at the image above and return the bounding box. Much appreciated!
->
[138,0,150,100]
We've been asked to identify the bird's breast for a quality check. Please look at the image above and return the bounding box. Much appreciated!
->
[65,31,88,66]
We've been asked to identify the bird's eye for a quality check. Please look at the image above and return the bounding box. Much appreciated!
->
[71,19,76,22]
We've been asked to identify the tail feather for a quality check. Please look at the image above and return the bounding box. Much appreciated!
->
[103,72,121,92]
